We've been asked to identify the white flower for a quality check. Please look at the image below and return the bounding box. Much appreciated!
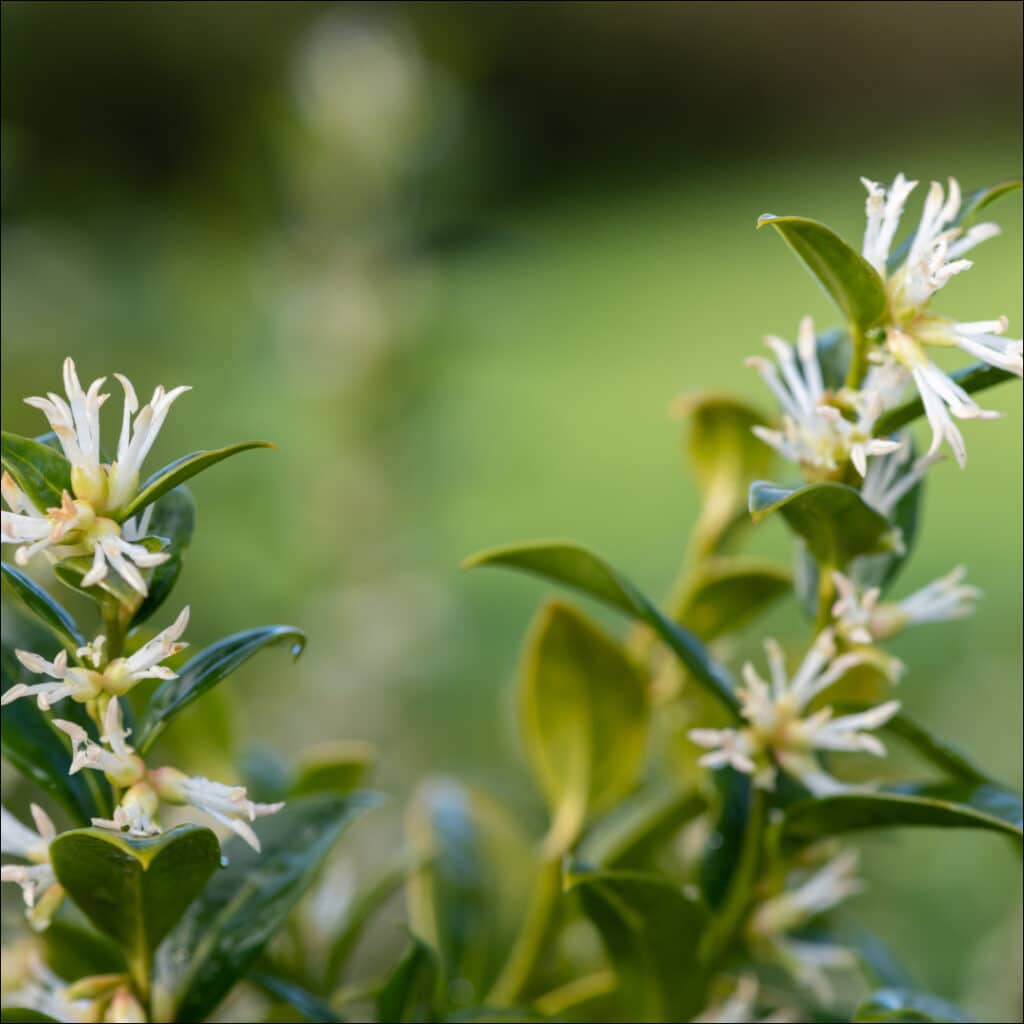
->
[859,442,936,518]
[689,630,900,796]
[53,699,144,788]
[693,975,796,1024]
[150,767,284,852]
[1,473,170,598]
[24,357,190,515]
[866,566,981,639]
[104,987,148,1023]
[3,648,102,710]
[747,316,902,478]
[747,850,863,1003]
[1,804,63,931]
[0,953,93,1022]
[859,175,1021,466]
[3,608,189,710]
[93,783,162,839]
[887,330,1001,468]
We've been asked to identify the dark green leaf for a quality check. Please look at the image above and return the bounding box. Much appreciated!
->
[42,916,126,981]
[405,779,536,1006]
[2,563,84,649]
[135,625,306,753]
[1,645,112,823]
[376,938,440,1023]
[875,362,1015,435]
[567,867,710,1023]
[157,793,380,1023]
[756,215,887,330]
[49,825,220,981]
[749,481,895,568]
[677,558,791,640]
[783,782,1022,843]
[120,441,273,520]
[958,178,1022,226]
[1,431,72,511]
[0,1010,61,1023]
[854,987,973,1022]
[291,741,376,798]
[520,601,650,852]
[463,542,739,719]
[250,972,343,1023]
[579,786,706,870]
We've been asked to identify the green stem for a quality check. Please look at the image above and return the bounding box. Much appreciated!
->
[814,562,836,634]
[845,322,869,390]
[700,786,765,967]
[486,853,563,1006]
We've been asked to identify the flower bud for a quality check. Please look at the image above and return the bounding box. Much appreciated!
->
[105,987,147,1023]
[71,463,109,509]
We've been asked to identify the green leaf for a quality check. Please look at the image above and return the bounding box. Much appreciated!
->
[567,868,710,1023]
[1,645,112,824]
[579,786,706,870]
[49,825,220,985]
[783,782,1023,843]
[463,541,739,719]
[958,178,1022,226]
[875,362,1015,435]
[135,625,306,753]
[1,431,72,511]
[2,563,84,649]
[757,215,887,330]
[156,793,380,1024]
[749,480,895,568]
[129,486,196,629]
[249,972,343,1023]
[405,779,536,1006]
[854,987,973,1022]
[673,393,775,554]
[0,1011,61,1023]
[42,917,126,981]
[376,937,440,1024]
[290,740,376,798]
[520,601,650,852]
[677,557,791,640]
[120,441,273,520]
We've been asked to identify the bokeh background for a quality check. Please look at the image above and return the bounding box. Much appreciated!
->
[2,2,1022,1018]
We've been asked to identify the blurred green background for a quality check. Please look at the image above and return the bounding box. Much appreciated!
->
[2,2,1021,1017]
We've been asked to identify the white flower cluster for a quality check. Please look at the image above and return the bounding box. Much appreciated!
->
[751,175,1020,475]
[1,358,189,597]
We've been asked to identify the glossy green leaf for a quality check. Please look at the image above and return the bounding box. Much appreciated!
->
[0,1010,61,1023]
[749,481,895,568]
[958,178,1022,225]
[579,786,706,870]
[249,972,343,1023]
[290,740,376,798]
[464,542,739,719]
[157,793,380,1023]
[757,215,887,330]
[49,825,220,984]
[875,362,1015,435]
[131,486,195,629]
[854,987,973,1022]
[405,779,536,1006]
[2,563,84,649]
[520,601,649,852]
[567,867,710,1023]
[783,782,1023,843]
[1,430,72,511]
[1,645,112,823]
[677,557,791,640]
[135,625,306,753]
[120,441,272,520]
[377,937,440,1023]
[42,916,126,981]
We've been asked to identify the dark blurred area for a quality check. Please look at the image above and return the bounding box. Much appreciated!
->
[2,2,1022,1017]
